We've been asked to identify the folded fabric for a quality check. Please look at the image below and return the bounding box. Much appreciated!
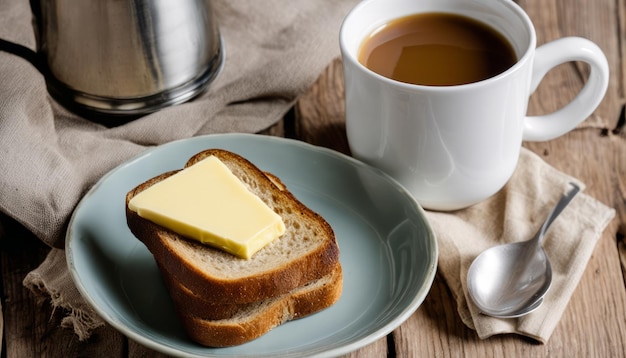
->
[0,0,359,339]
[426,148,615,343]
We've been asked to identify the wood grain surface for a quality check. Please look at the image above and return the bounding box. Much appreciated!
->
[1,0,625,356]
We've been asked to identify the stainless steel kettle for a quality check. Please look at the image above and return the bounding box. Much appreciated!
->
[37,0,223,117]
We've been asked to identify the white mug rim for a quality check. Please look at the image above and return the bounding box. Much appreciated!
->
[339,0,537,92]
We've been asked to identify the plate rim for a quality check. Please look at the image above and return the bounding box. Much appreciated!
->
[65,133,438,357]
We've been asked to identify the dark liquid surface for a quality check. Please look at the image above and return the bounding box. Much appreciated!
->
[358,13,517,86]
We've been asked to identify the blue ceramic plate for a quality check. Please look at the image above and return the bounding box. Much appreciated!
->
[66,133,437,357]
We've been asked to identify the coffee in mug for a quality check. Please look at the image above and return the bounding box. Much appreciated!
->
[340,0,609,211]
[358,13,517,86]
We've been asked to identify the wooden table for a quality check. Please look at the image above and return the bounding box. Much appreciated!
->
[2,0,625,356]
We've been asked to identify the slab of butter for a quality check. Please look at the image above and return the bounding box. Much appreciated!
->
[128,155,286,259]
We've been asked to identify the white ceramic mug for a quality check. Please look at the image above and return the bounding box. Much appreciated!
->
[340,0,609,211]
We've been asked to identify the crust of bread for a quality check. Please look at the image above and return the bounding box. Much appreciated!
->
[172,265,343,347]
[126,149,340,304]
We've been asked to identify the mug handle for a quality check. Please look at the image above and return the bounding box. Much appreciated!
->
[523,37,609,141]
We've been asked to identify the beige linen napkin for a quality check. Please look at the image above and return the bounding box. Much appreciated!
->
[0,0,359,339]
[426,148,615,343]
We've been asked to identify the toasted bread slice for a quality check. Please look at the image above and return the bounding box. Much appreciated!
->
[126,149,340,304]
[172,264,343,347]
[158,260,342,320]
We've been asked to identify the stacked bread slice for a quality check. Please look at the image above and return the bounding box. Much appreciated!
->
[125,149,342,347]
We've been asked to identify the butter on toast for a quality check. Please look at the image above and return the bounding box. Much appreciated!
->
[125,149,341,304]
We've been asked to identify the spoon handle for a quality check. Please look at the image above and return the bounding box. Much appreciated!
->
[534,183,581,244]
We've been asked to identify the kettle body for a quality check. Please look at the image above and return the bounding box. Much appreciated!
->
[38,0,223,117]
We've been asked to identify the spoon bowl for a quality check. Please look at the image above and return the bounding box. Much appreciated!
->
[468,241,552,317]
[467,183,580,318]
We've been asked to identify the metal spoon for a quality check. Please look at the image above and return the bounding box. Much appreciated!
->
[467,183,580,318]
